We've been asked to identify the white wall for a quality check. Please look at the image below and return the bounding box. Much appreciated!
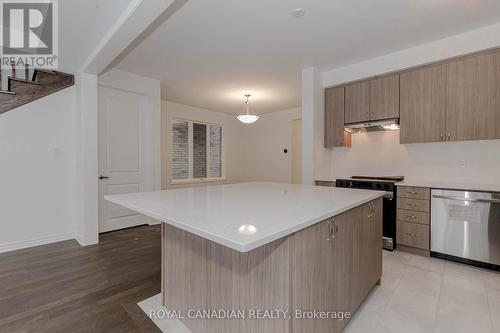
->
[301,68,326,185]
[162,101,302,186]
[0,1,180,252]
[242,108,301,183]
[323,21,500,87]
[317,21,500,184]
[329,131,500,184]
[162,101,247,188]
[77,73,99,245]
[0,87,78,252]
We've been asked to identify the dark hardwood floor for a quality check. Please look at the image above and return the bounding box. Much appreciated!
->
[0,225,162,333]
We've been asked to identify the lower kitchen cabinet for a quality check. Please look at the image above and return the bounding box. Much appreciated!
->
[397,221,429,250]
[351,199,382,313]
[396,186,431,255]
[290,215,348,333]
[397,197,430,212]
[290,198,383,333]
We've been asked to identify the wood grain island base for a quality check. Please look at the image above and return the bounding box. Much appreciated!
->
[161,198,383,333]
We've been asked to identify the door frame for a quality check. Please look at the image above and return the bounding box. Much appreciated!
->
[92,70,161,241]
[97,86,153,232]
[291,118,302,184]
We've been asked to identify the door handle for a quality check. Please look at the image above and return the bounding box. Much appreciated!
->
[99,175,110,180]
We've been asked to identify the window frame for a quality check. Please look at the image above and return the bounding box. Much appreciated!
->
[170,118,225,185]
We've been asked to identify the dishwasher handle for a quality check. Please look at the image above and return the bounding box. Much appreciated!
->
[432,194,500,204]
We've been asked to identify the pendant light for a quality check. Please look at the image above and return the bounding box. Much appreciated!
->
[237,94,259,124]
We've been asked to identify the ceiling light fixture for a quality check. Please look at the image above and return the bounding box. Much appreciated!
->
[237,94,259,124]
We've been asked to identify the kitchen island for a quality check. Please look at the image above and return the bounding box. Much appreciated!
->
[106,182,384,333]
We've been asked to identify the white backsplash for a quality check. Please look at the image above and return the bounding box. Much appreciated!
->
[328,130,500,185]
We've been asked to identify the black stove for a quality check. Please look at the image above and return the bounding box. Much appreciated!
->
[336,176,404,250]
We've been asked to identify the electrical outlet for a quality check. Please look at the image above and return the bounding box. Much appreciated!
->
[458,160,466,168]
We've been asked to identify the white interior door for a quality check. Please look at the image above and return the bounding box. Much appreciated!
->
[98,86,149,233]
[291,119,302,184]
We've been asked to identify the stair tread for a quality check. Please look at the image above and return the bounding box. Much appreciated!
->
[0,68,74,115]
[33,68,56,75]
[9,77,41,85]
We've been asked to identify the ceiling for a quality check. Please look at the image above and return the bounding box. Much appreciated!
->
[59,0,133,72]
[116,0,500,114]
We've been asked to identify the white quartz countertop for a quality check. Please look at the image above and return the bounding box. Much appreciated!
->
[105,182,385,253]
[396,180,500,193]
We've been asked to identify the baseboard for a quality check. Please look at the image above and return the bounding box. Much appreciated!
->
[0,232,75,254]
[397,245,430,257]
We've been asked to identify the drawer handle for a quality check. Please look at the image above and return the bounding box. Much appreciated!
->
[407,215,418,219]
[407,203,417,206]
[407,191,418,194]
[406,233,417,237]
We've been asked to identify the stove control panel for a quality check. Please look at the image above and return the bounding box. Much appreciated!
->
[336,179,395,192]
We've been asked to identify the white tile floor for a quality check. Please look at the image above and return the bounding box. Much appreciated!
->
[344,250,500,333]
[140,250,500,333]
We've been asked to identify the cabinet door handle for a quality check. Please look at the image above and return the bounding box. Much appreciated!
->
[367,201,375,219]
[440,133,444,141]
[406,233,417,237]
[407,215,418,219]
[407,191,418,194]
[448,132,451,140]
[407,203,417,206]
[327,220,335,241]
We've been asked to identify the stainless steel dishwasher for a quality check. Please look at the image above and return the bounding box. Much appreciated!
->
[431,189,500,269]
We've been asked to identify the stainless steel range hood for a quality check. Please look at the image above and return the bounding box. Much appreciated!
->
[344,118,400,133]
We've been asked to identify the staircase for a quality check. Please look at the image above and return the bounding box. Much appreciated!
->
[0,62,74,115]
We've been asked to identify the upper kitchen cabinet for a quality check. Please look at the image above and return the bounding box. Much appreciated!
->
[325,86,351,148]
[400,64,447,144]
[446,51,500,141]
[345,81,370,123]
[344,75,400,124]
[370,75,400,121]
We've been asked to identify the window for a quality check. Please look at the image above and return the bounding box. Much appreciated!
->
[171,119,223,182]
